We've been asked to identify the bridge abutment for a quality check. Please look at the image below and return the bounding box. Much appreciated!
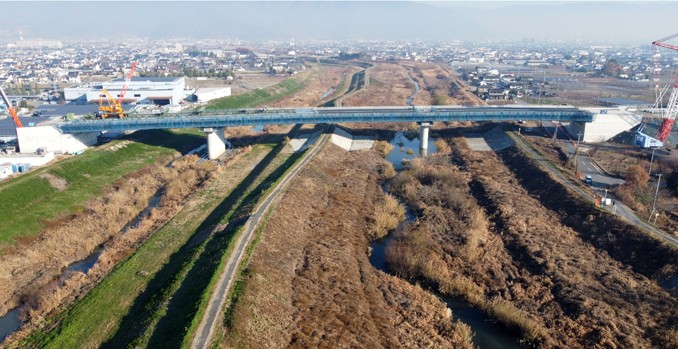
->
[204,128,227,159]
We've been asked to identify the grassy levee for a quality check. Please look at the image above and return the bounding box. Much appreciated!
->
[0,129,203,252]
[17,144,273,349]
[143,144,309,349]
[207,78,305,110]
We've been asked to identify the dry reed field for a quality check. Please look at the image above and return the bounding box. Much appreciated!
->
[383,135,676,348]
[222,144,474,348]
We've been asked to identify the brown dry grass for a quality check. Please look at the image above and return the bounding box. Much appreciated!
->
[343,63,412,106]
[401,62,484,106]
[38,173,68,191]
[368,193,406,239]
[0,153,225,319]
[384,137,678,348]
[222,144,473,348]
[456,138,677,348]
[269,64,353,108]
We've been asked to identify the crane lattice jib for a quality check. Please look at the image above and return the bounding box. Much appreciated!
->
[0,85,23,128]
[657,88,678,142]
[652,34,678,142]
[118,62,137,106]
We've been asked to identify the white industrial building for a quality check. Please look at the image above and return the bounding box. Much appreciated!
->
[194,87,231,103]
[567,108,643,143]
[64,77,192,106]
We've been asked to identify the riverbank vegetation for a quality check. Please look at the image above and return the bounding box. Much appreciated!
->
[221,144,474,348]
[385,135,677,348]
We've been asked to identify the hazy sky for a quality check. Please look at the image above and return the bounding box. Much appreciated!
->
[0,1,675,44]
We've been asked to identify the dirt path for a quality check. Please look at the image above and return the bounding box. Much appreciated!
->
[192,134,329,349]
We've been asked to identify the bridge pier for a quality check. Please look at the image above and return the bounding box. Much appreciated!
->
[418,122,432,154]
[203,128,227,159]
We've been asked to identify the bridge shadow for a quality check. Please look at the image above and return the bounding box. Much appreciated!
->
[101,125,303,348]
[126,129,205,154]
[144,129,309,348]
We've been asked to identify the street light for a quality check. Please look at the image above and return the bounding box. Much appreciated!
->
[648,147,656,176]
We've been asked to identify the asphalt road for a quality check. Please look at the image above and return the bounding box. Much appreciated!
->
[539,122,625,189]
[509,131,678,248]
[191,133,329,349]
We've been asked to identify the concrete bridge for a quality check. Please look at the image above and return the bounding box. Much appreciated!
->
[55,105,593,159]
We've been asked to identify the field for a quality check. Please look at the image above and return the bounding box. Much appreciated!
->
[384,133,677,348]
[221,144,474,348]
[343,63,412,106]
[269,64,355,107]
[206,67,321,110]
[0,129,203,252]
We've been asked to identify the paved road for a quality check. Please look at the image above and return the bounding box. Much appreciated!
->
[508,131,678,248]
[539,122,625,189]
[191,133,329,349]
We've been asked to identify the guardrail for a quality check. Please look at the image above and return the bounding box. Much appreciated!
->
[57,106,593,133]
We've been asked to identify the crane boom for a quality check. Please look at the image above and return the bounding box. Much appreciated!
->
[118,62,137,106]
[652,34,678,143]
[0,85,23,128]
[98,62,136,118]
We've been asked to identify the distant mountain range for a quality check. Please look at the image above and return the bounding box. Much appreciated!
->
[1,1,675,44]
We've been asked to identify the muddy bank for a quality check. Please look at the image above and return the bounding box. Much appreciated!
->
[223,144,474,348]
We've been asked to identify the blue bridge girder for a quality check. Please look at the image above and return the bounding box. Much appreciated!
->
[55,106,593,134]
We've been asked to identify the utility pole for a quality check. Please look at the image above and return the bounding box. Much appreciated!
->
[574,132,582,175]
[649,173,662,222]
[648,147,656,176]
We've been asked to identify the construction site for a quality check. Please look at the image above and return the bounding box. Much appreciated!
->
[0,30,677,349]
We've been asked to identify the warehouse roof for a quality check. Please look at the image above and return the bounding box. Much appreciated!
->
[0,116,53,137]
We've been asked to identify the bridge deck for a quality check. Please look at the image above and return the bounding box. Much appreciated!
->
[56,106,593,133]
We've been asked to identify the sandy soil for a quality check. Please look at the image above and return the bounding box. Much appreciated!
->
[223,144,474,349]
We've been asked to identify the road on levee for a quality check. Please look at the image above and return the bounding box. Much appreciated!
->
[191,133,329,349]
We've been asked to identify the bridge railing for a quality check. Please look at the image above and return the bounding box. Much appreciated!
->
[57,107,593,133]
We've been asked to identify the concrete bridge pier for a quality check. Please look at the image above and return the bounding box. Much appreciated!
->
[203,127,227,159]
[418,122,432,153]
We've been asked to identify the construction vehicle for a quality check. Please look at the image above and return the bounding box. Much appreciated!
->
[98,62,137,118]
[0,85,23,128]
[652,33,678,143]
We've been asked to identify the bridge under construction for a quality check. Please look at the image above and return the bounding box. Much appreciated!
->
[19,105,593,159]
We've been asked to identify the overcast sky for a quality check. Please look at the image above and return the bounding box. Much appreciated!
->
[0,1,675,44]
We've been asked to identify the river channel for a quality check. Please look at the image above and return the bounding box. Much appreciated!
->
[370,132,525,349]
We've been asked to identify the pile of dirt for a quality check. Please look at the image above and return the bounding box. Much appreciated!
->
[223,144,473,348]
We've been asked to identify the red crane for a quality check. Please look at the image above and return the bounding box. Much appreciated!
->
[652,33,678,143]
[99,62,137,118]
[0,85,23,128]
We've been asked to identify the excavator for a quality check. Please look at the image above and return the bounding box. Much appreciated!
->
[0,85,23,129]
[98,62,137,118]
